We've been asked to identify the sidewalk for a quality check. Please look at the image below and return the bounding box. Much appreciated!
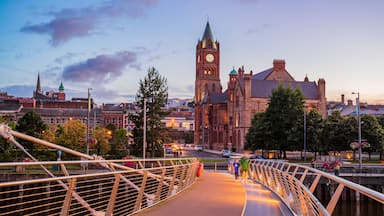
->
[243,182,291,216]
[139,172,246,216]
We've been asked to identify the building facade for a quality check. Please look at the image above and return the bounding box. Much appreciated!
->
[194,22,327,152]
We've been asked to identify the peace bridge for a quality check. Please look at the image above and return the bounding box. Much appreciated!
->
[0,124,383,216]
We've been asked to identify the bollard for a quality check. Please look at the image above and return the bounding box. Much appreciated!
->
[214,162,217,172]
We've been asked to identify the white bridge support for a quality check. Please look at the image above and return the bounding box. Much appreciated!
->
[248,159,384,216]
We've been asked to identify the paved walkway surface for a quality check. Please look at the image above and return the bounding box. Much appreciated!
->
[139,171,245,216]
[243,182,290,216]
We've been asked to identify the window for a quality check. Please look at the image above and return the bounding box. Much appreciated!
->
[219,132,223,142]
[229,116,233,125]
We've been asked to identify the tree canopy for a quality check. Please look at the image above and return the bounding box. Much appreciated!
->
[245,85,304,158]
[56,119,86,153]
[130,67,169,157]
[16,110,47,151]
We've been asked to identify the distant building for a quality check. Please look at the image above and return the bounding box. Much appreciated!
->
[102,103,137,131]
[194,22,327,152]
[328,95,384,116]
[162,110,194,144]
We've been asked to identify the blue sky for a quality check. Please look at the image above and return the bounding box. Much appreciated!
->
[0,0,383,104]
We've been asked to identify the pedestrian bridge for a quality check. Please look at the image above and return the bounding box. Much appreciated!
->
[0,124,384,215]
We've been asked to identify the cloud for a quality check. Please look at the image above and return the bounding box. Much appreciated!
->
[168,84,194,98]
[54,52,82,64]
[246,24,272,34]
[20,0,157,46]
[62,51,138,83]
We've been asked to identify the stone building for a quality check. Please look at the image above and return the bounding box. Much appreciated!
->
[194,22,327,152]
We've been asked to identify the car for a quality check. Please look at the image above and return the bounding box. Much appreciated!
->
[196,145,203,151]
[165,148,173,154]
[222,149,231,157]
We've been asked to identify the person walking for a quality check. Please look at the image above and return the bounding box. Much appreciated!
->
[233,159,240,180]
[239,154,250,183]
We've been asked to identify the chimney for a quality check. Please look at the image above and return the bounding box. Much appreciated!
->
[273,59,286,71]
[341,94,345,104]
[347,99,353,106]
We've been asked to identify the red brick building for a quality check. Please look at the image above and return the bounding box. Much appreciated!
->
[194,22,327,152]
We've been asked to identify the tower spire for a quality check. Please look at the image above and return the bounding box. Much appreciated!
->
[202,21,214,42]
[36,73,42,94]
[59,81,64,92]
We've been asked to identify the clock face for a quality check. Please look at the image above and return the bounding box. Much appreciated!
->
[205,54,214,63]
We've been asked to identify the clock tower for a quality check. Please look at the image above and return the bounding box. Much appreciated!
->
[195,21,221,102]
[194,21,221,146]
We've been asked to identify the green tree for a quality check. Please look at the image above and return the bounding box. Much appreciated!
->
[92,128,112,156]
[130,67,169,157]
[305,110,324,157]
[110,128,129,158]
[322,111,354,154]
[245,112,272,151]
[0,117,17,161]
[265,85,305,158]
[56,119,86,154]
[16,110,47,151]
[360,115,384,159]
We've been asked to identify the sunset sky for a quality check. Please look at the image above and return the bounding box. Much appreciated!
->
[0,0,383,104]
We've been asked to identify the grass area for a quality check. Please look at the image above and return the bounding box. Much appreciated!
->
[198,158,228,163]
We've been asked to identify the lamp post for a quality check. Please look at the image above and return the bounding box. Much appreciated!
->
[86,88,92,157]
[352,92,362,169]
[143,98,147,162]
[303,106,307,162]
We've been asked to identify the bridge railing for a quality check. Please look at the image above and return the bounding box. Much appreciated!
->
[248,159,384,216]
[0,124,200,215]
[0,158,199,216]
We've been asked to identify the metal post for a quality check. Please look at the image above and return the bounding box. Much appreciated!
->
[143,98,147,162]
[357,93,362,169]
[86,88,92,163]
[353,92,362,169]
[304,108,307,162]
[202,104,205,148]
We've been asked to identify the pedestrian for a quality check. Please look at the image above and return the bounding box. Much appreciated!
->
[233,159,240,180]
[311,159,316,168]
[239,153,250,183]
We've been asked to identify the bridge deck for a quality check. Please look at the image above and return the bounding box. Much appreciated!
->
[139,172,245,216]
[243,182,292,216]
[139,172,287,216]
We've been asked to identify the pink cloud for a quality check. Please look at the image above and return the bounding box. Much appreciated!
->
[20,0,158,46]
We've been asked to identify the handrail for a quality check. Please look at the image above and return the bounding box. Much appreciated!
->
[0,123,200,215]
[247,159,384,216]
[0,159,199,215]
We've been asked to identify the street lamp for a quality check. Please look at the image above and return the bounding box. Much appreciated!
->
[303,106,307,162]
[143,98,147,162]
[86,88,92,157]
[352,91,362,169]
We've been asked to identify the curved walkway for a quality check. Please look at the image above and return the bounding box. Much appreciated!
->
[139,172,245,216]
[243,182,292,216]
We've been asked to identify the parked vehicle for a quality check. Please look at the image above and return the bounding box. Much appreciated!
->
[222,149,231,157]
[166,148,173,154]
[196,145,203,151]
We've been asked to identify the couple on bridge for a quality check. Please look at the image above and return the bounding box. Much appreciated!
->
[233,154,250,183]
